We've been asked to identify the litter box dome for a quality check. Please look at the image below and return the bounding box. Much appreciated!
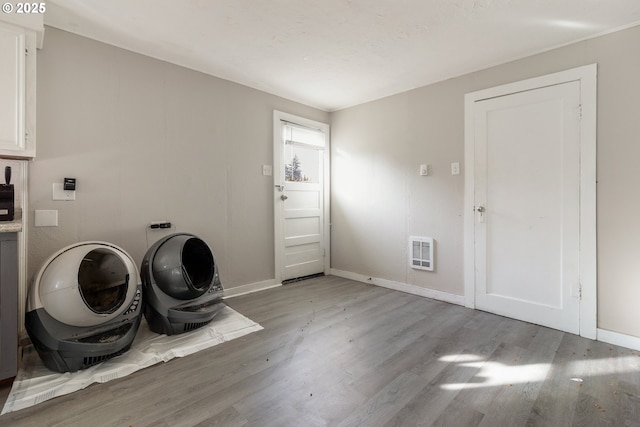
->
[25,242,143,373]
[141,233,224,335]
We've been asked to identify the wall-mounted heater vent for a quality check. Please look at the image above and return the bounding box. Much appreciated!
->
[410,236,434,271]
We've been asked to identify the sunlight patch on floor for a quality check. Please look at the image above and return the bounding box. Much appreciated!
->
[438,352,640,391]
[440,360,551,390]
[567,355,640,377]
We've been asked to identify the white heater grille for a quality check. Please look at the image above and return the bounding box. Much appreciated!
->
[410,236,434,271]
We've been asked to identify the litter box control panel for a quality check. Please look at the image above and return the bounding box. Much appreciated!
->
[123,289,142,315]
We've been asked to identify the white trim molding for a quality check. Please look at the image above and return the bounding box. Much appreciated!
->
[223,279,281,299]
[597,329,640,352]
[331,269,465,306]
[17,163,28,337]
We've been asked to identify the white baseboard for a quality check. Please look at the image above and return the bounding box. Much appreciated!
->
[597,328,640,352]
[330,268,465,306]
[223,279,281,299]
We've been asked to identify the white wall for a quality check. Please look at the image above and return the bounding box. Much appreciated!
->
[31,27,328,289]
[330,25,640,338]
[330,82,465,296]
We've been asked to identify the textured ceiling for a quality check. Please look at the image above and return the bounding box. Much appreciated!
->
[44,0,640,111]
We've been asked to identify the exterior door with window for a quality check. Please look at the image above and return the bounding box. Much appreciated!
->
[273,111,330,282]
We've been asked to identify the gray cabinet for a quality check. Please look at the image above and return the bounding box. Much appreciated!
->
[0,233,17,380]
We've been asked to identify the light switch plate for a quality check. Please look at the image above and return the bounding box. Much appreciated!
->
[419,164,428,176]
[451,162,460,175]
[35,210,58,227]
[262,165,273,176]
[53,182,76,201]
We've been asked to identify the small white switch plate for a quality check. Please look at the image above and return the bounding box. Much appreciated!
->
[262,165,273,176]
[53,183,76,201]
[451,162,460,175]
[35,210,58,227]
[419,164,428,176]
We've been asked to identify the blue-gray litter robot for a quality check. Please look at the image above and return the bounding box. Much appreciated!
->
[141,233,224,335]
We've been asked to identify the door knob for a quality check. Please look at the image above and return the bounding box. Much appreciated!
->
[281,195,288,201]
[476,205,486,223]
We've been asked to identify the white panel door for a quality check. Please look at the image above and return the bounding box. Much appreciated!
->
[474,81,581,334]
[274,112,330,282]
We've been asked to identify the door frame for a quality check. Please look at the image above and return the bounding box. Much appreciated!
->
[463,64,597,339]
[273,110,331,284]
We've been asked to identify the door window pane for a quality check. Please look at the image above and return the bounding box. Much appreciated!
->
[284,142,321,183]
[284,125,324,147]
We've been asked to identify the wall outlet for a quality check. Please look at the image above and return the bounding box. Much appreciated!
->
[52,182,75,201]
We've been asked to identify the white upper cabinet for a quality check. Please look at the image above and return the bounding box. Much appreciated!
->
[0,21,36,159]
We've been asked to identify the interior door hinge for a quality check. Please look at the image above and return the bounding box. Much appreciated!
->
[578,104,582,121]
[25,48,28,56]
[578,283,582,300]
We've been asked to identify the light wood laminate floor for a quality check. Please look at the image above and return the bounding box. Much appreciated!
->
[1,275,640,426]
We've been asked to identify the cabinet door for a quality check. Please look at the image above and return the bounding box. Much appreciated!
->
[0,22,26,156]
[0,234,18,380]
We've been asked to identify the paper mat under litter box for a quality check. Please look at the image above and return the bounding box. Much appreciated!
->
[1,305,263,415]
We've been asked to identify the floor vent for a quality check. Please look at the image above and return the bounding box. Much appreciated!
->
[410,236,434,271]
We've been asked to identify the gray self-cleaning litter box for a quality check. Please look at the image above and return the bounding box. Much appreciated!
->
[25,242,143,373]
[141,233,224,335]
